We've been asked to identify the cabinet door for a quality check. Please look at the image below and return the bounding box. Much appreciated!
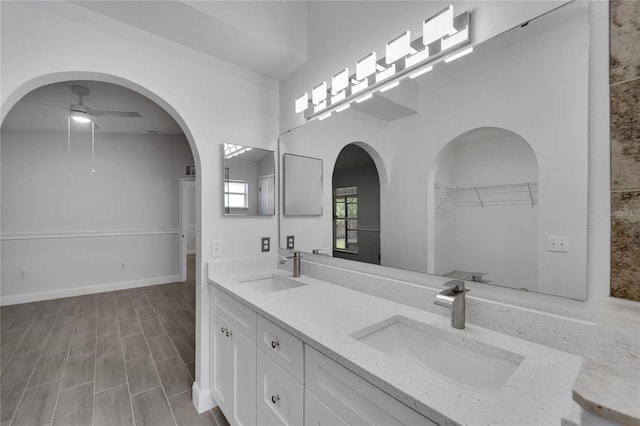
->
[257,351,303,426]
[231,326,257,426]
[305,389,349,426]
[305,347,435,426]
[212,314,234,415]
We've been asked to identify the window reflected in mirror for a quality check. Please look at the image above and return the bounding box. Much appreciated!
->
[223,144,275,216]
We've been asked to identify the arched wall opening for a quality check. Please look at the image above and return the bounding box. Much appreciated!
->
[1,73,201,304]
[429,127,539,292]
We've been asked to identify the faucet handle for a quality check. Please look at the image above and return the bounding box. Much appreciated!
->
[443,280,466,292]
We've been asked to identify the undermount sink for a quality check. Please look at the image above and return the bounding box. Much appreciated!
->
[352,316,523,393]
[236,274,305,294]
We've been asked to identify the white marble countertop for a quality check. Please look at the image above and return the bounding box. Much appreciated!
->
[572,297,640,425]
[208,267,583,426]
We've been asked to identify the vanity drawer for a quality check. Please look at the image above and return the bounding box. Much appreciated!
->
[257,315,304,383]
[257,350,304,426]
[305,346,434,426]
[305,389,349,426]
[213,287,256,343]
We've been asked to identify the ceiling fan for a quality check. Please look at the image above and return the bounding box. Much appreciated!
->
[67,84,142,124]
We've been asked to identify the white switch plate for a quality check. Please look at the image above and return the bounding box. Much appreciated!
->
[547,236,568,252]
[212,240,222,257]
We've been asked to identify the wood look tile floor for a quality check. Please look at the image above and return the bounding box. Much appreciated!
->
[0,255,229,426]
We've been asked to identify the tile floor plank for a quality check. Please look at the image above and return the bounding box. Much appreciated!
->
[94,384,134,426]
[52,382,93,426]
[97,333,122,359]
[28,352,67,387]
[131,386,176,426]
[156,356,192,397]
[41,331,72,356]
[0,378,28,423]
[125,355,160,395]
[1,350,41,383]
[119,319,143,338]
[11,380,60,426]
[123,334,149,360]
[169,391,215,426]
[61,352,95,389]
[147,334,178,362]
[95,355,126,392]
[97,318,118,337]
[172,335,195,363]
[69,332,96,357]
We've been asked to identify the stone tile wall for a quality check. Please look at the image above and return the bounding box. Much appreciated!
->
[610,0,640,301]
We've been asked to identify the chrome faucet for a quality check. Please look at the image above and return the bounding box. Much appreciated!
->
[434,280,469,329]
[279,251,301,277]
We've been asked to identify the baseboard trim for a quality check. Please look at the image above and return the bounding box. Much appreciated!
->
[192,382,216,414]
[0,275,181,306]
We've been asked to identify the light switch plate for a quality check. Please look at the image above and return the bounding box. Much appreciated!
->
[261,237,270,252]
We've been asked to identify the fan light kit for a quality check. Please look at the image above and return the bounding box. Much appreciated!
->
[294,4,472,121]
[65,84,142,176]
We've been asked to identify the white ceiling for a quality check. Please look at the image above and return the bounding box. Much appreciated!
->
[2,81,183,135]
[71,0,308,80]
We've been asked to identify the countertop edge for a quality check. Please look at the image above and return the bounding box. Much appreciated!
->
[572,296,640,425]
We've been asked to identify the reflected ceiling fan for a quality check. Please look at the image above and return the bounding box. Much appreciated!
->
[67,85,142,125]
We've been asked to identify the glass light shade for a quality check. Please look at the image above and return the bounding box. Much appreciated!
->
[295,93,309,113]
[332,68,350,94]
[405,47,430,68]
[386,31,411,64]
[314,100,327,113]
[356,52,377,81]
[375,64,396,83]
[71,112,92,123]
[423,5,456,46]
[331,91,346,105]
[441,26,470,50]
[351,78,368,95]
[312,82,327,105]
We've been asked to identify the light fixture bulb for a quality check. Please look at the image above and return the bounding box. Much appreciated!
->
[444,46,473,63]
[335,103,351,113]
[379,81,400,93]
[355,94,373,104]
[71,112,92,124]
[409,65,433,79]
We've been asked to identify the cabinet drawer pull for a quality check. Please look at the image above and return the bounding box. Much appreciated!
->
[271,340,280,349]
[271,394,280,404]
[226,330,233,337]
[220,327,226,334]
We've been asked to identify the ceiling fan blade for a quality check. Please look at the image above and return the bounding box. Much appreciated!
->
[22,98,70,112]
[90,110,141,118]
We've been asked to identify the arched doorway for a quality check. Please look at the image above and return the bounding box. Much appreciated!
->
[332,143,381,265]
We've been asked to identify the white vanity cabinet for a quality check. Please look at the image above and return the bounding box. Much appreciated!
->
[256,315,304,426]
[305,346,435,426]
[211,289,257,426]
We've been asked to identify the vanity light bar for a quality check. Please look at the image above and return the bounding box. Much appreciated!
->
[295,5,472,120]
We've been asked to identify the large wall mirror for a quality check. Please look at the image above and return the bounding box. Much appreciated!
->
[223,144,275,216]
[279,2,589,300]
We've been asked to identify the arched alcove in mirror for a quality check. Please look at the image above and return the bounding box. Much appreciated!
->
[433,127,539,292]
[332,143,381,264]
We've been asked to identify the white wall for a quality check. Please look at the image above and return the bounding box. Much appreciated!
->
[1,0,279,413]
[0,130,193,303]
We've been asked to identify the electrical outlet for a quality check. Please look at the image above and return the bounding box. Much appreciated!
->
[547,236,568,253]
[287,236,295,250]
[261,237,270,252]
[18,271,27,279]
[212,240,222,257]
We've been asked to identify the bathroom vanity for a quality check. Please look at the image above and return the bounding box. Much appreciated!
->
[208,258,584,426]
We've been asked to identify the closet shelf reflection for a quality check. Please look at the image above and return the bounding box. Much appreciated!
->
[435,182,538,209]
